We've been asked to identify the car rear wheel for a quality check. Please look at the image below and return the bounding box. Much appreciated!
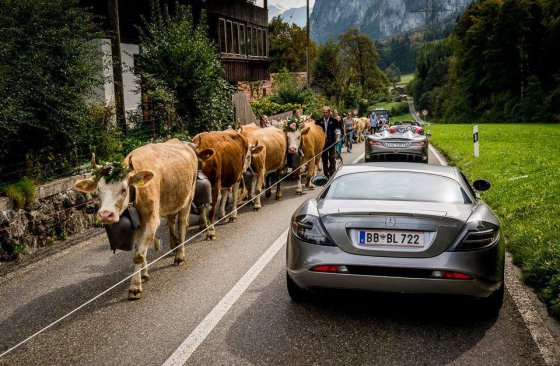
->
[287,272,308,302]
[478,283,504,317]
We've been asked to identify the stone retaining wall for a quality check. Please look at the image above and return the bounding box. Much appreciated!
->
[0,186,98,261]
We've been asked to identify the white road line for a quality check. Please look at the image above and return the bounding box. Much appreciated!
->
[429,144,447,166]
[162,229,289,366]
[352,153,365,164]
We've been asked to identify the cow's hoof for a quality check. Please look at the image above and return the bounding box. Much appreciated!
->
[141,275,150,283]
[206,234,217,241]
[275,195,282,201]
[229,216,237,223]
[308,185,315,190]
[296,190,303,196]
[265,191,272,198]
[128,289,143,300]
[174,258,186,266]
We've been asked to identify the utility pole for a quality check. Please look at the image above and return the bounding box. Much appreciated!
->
[108,0,127,135]
[306,0,310,88]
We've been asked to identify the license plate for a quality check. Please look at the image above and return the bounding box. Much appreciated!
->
[386,143,407,148]
[359,230,424,247]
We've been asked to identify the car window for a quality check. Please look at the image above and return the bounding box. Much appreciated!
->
[324,172,472,204]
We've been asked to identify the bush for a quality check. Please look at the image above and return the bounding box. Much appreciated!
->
[4,185,25,210]
[269,69,313,105]
[251,99,303,118]
[2,177,36,210]
[137,1,234,135]
[0,0,101,183]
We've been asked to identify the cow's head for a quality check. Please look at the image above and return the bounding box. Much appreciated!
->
[74,155,154,224]
[243,141,264,172]
[285,124,310,155]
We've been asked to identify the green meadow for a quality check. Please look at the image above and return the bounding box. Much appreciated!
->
[429,124,560,316]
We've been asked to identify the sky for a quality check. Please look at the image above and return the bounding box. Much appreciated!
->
[256,0,315,10]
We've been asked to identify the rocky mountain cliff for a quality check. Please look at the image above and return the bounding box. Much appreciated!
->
[310,0,471,43]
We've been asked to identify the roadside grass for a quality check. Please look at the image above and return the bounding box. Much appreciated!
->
[391,112,414,122]
[369,101,404,111]
[430,124,560,317]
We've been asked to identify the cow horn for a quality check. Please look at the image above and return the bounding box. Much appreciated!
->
[91,153,101,170]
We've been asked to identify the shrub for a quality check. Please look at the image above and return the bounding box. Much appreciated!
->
[269,69,313,105]
[137,1,234,135]
[2,177,37,210]
[17,177,36,210]
[4,185,25,210]
[0,0,101,182]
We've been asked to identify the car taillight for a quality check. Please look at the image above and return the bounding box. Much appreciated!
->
[389,127,396,133]
[453,222,500,251]
[411,141,426,146]
[416,128,424,134]
[292,214,334,246]
[431,271,472,280]
[310,265,349,273]
[367,140,382,146]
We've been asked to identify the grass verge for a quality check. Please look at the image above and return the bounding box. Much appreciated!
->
[430,124,560,317]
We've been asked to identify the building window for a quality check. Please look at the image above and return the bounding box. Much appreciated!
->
[232,22,239,55]
[240,24,246,55]
[226,21,233,54]
[219,19,227,53]
[258,29,262,57]
[252,27,257,56]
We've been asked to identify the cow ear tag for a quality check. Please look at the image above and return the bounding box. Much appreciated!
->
[137,179,145,187]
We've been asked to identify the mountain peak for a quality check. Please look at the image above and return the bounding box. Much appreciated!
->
[310,0,471,42]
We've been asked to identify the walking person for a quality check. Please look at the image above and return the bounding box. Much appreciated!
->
[315,106,340,178]
[370,112,378,134]
[343,112,354,152]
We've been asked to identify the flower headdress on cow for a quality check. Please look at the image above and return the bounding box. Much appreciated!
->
[283,116,304,133]
[91,154,129,184]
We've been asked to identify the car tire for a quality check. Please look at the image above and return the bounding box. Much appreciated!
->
[478,283,504,317]
[287,272,308,302]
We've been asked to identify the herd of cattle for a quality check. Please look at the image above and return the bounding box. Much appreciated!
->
[74,114,371,299]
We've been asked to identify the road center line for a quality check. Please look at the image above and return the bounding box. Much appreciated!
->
[162,228,289,366]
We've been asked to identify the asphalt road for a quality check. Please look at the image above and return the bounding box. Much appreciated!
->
[0,143,547,365]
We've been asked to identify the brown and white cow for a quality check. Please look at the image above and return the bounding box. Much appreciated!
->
[285,121,326,194]
[353,117,367,142]
[240,123,287,209]
[74,139,213,299]
[192,130,262,240]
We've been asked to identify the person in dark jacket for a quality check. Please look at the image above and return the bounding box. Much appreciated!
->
[315,106,341,178]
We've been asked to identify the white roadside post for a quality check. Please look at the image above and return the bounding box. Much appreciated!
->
[473,125,480,157]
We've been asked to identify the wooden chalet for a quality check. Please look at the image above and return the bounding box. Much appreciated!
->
[84,0,270,84]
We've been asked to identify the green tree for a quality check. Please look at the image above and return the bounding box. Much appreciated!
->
[0,0,101,181]
[312,40,348,104]
[137,2,233,135]
[268,16,318,73]
[385,63,402,86]
[338,28,389,100]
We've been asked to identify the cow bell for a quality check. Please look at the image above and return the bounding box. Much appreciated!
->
[104,205,141,252]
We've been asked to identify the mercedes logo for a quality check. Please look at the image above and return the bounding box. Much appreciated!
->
[385,217,396,227]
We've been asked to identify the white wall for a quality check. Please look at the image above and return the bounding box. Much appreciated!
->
[90,39,141,115]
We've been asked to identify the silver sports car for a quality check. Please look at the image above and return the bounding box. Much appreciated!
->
[365,121,429,163]
[286,163,504,315]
